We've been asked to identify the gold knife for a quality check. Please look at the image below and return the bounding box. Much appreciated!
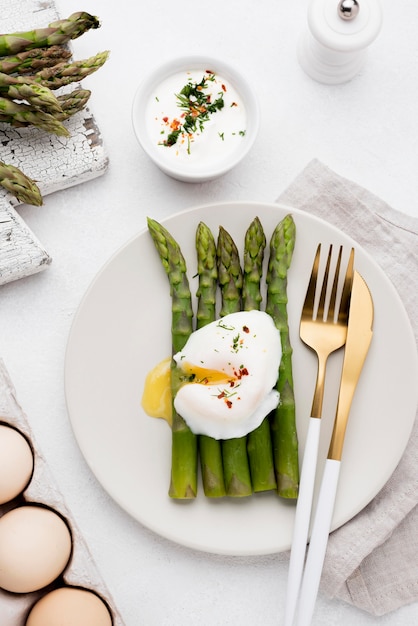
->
[295,271,374,626]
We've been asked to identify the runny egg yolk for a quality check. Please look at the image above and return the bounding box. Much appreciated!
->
[141,357,172,424]
[141,359,240,425]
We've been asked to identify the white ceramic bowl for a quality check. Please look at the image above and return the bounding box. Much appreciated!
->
[132,56,259,183]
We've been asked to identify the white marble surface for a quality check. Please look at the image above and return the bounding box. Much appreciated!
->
[1,1,417,624]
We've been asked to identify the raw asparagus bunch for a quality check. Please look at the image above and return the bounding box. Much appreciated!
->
[266,214,299,498]
[0,46,72,75]
[243,217,277,493]
[217,226,252,497]
[195,222,226,498]
[0,160,42,206]
[0,12,100,56]
[0,13,108,206]
[147,218,198,499]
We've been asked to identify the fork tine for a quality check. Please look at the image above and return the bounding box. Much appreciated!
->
[303,244,321,317]
[328,246,343,322]
[317,245,332,320]
[339,247,355,322]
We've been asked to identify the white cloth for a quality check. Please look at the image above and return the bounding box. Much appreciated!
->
[277,159,418,616]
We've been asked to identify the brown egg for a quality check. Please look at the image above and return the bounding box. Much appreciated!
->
[26,586,113,626]
[0,505,72,593]
[0,424,34,504]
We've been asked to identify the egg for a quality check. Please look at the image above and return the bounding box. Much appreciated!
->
[25,586,113,626]
[0,505,72,593]
[0,424,34,504]
[173,310,282,439]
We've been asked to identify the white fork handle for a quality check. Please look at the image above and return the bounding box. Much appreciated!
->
[295,459,341,626]
[283,417,322,626]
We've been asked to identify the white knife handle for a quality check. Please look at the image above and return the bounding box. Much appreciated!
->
[283,417,321,626]
[295,459,341,626]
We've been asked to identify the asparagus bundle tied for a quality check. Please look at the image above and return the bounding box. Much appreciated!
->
[243,217,277,493]
[266,215,299,498]
[217,226,253,498]
[196,222,226,498]
[147,218,198,499]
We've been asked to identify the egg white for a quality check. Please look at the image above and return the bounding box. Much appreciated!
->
[173,310,282,439]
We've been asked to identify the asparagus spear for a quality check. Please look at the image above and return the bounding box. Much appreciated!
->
[195,222,226,498]
[0,96,69,135]
[243,217,277,493]
[0,46,72,75]
[33,51,109,90]
[0,160,42,205]
[147,218,198,499]
[0,12,100,56]
[217,226,252,497]
[55,89,91,120]
[0,72,63,115]
[0,89,91,126]
[265,214,299,498]
[242,217,266,311]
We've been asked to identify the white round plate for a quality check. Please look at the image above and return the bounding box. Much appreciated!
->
[64,202,418,556]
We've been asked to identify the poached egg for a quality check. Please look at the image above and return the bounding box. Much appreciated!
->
[142,310,282,439]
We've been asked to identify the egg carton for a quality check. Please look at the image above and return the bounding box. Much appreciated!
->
[0,358,125,626]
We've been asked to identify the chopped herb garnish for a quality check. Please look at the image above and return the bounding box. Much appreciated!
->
[159,71,225,154]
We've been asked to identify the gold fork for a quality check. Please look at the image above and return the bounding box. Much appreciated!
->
[284,244,354,626]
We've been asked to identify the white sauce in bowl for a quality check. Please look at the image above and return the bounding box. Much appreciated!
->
[145,69,247,174]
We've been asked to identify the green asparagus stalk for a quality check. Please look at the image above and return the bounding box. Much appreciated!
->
[33,51,109,90]
[265,214,299,498]
[217,226,252,497]
[0,72,63,115]
[242,217,277,493]
[147,218,198,499]
[0,12,100,56]
[0,96,69,135]
[0,160,42,206]
[195,222,226,498]
[0,46,72,75]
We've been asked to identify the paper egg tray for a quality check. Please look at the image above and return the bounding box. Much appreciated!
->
[0,359,125,626]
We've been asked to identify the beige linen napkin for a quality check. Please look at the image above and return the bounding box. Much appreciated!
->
[277,159,418,616]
